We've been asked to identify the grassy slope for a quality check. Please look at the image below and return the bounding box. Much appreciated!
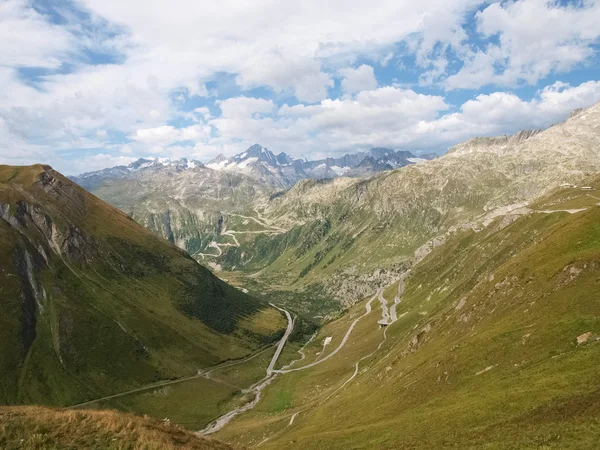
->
[0,406,238,450]
[0,164,285,407]
[215,186,600,449]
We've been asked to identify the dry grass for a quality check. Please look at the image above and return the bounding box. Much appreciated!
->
[0,406,238,450]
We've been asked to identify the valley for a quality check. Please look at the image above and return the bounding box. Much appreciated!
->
[4,2,600,448]
[75,103,600,321]
[2,103,600,449]
[211,182,600,449]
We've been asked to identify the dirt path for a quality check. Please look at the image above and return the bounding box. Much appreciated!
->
[69,344,277,409]
[322,325,390,403]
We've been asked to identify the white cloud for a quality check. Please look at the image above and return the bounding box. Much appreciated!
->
[0,0,74,68]
[215,81,600,156]
[338,65,378,94]
[66,154,138,174]
[447,0,600,89]
[419,81,600,146]
[132,124,211,145]
[1,0,600,172]
[236,52,333,103]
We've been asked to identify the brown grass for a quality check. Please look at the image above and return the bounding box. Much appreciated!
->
[0,406,238,450]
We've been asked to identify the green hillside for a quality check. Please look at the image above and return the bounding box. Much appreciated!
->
[0,164,285,407]
[213,183,600,449]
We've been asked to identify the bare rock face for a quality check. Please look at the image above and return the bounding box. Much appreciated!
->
[61,226,89,261]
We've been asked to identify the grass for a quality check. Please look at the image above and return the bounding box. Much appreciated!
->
[87,377,240,430]
[0,406,238,450]
[0,164,284,410]
[212,194,600,449]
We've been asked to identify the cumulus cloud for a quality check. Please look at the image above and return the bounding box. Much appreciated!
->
[1,0,600,171]
[0,0,74,68]
[217,81,600,155]
[338,65,378,94]
[418,81,600,146]
[447,0,600,89]
[131,124,211,145]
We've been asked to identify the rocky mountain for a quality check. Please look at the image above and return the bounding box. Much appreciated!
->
[206,102,600,314]
[72,157,205,191]
[0,164,284,407]
[206,144,431,187]
[73,102,600,317]
[90,164,272,262]
[207,144,305,188]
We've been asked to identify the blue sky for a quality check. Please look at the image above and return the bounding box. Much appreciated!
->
[1,0,600,174]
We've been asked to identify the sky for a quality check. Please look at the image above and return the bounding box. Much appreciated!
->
[1,0,600,175]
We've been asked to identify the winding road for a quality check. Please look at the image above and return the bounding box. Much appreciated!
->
[201,290,384,434]
[267,304,295,375]
[273,292,378,374]
[195,213,285,259]
[390,273,408,323]
[199,303,294,435]
[377,289,390,326]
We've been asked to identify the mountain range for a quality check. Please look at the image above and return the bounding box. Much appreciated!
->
[72,145,435,191]
[72,102,600,316]
[207,144,435,187]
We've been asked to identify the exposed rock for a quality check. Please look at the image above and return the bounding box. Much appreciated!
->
[577,332,593,345]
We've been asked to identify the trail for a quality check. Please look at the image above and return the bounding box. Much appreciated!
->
[199,304,294,435]
[69,344,277,409]
[279,332,317,372]
[323,326,390,403]
[228,213,286,232]
[273,292,378,374]
[535,208,588,214]
[270,295,392,444]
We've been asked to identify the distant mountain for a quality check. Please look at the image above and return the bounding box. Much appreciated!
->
[206,144,433,187]
[206,144,305,188]
[72,145,434,193]
[72,157,204,191]
[0,164,283,406]
[89,163,271,260]
[206,102,600,312]
[70,145,433,261]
